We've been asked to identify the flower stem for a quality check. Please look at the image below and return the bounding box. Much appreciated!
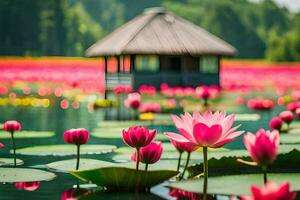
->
[10,131,16,167]
[136,148,140,171]
[180,152,191,179]
[203,146,208,200]
[262,166,268,184]
[145,163,148,171]
[76,145,80,170]
[177,152,183,172]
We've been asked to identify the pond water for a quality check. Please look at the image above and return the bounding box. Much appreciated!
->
[0,101,280,200]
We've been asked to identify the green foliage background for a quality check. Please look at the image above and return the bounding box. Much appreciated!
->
[0,0,299,61]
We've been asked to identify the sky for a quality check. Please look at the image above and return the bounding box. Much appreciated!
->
[249,0,300,13]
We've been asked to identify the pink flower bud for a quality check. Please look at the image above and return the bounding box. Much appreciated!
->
[3,120,22,132]
[269,117,283,131]
[279,111,294,124]
[244,129,279,166]
[131,141,163,164]
[64,128,89,145]
[122,126,156,148]
[241,181,296,200]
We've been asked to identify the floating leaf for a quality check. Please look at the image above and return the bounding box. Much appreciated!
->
[70,166,178,191]
[15,144,117,156]
[169,173,300,196]
[187,149,300,177]
[0,168,56,183]
[47,159,114,172]
[80,191,163,200]
[0,158,23,166]
[0,131,54,139]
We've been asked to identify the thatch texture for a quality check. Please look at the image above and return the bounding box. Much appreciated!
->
[86,7,236,56]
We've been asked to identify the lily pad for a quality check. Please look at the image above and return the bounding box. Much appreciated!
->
[169,173,300,196]
[15,144,117,156]
[0,168,56,183]
[187,149,300,178]
[0,158,23,166]
[47,159,114,172]
[70,166,178,191]
[0,131,54,139]
[92,127,169,141]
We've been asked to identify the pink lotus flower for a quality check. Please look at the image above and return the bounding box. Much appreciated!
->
[131,141,163,165]
[269,117,283,131]
[279,111,294,124]
[122,126,156,148]
[113,85,132,94]
[138,102,161,113]
[241,182,296,200]
[125,92,141,109]
[296,108,300,119]
[3,120,22,132]
[0,143,4,149]
[287,101,300,112]
[247,98,274,111]
[64,128,90,170]
[244,129,279,166]
[165,111,243,148]
[15,181,40,191]
[64,128,90,145]
[168,138,199,153]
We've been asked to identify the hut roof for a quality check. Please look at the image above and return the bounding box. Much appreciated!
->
[86,7,237,57]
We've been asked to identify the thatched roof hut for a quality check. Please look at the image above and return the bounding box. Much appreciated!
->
[86,7,237,91]
[87,7,236,56]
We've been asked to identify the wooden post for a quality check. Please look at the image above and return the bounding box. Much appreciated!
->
[104,56,108,100]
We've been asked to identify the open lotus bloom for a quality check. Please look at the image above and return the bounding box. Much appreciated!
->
[165,111,244,148]
[122,126,156,148]
[244,129,279,166]
[241,181,296,200]
[3,120,22,132]
[131,141,163,164]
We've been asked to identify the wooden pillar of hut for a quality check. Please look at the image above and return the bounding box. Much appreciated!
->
[104,56,108,100]
[130,55,135,89]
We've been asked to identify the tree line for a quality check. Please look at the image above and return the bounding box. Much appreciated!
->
[0,0,299,61]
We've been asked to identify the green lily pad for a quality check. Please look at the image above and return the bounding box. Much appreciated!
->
[187,149,300,178]
[97,121,150,128]
[70,166,178,191]
[0,168,56,183]
[235,114,260,121]
[0,131,54,139]
[0,158,23,166]
[47,159,114,172]
[169,173,300,196]
[15,144,117,156]
[91,127,169,141]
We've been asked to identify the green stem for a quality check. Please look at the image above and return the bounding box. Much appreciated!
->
[177,151,183,172]
[76,145,80,170]
[180,152,191,179]
[203,147,208,200]
[136,148,140,171]
[10,131,16,167]
[287,124,290,133]
[262,166,268,184]
[145,163,148,171]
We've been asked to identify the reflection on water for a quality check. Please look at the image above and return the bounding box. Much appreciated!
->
[169,188,215,200]
[61,187,92,200]
[15,181,41,191]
